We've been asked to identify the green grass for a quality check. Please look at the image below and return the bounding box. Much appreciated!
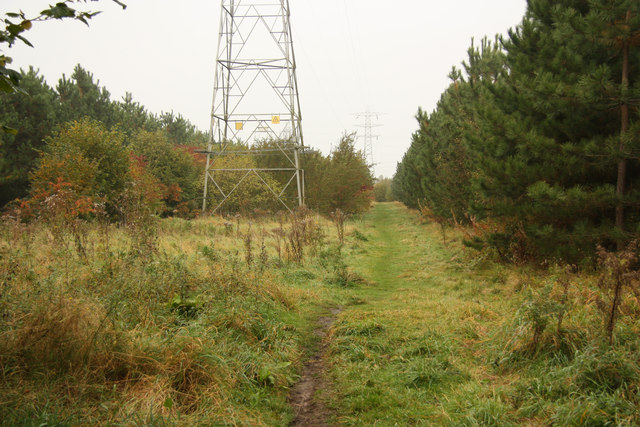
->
[326,202,640,425]
[1,203,638,425]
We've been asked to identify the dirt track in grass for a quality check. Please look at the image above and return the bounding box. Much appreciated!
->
[288,307,342,426]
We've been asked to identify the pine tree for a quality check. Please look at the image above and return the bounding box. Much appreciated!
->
[56,65,120,128]
[0,68,58,205]
[579,2,640,243]
[393,38,505,224]
[466,0,640,260]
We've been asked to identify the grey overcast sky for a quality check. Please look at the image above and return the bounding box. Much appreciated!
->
[4,0,527,177]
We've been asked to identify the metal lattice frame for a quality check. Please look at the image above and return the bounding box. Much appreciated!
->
[355,110,382,169]
[202,0,304,213]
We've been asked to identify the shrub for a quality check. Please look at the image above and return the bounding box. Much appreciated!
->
[30,118,131,216]
[130,130,202,217]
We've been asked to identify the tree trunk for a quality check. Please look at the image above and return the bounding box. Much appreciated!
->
[616,10,631,249]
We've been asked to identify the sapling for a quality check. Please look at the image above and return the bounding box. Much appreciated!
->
[331,209,346,246]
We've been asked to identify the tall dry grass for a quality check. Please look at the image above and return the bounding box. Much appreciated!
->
[0,207,341,424]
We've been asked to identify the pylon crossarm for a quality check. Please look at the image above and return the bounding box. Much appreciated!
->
[225,60,290,70]
[212,114,299,124]
[196,147,298,156]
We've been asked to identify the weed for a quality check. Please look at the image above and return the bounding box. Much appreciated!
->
[555,264,574,335]
[285,207,324,263]
[286,209,305,263]
[258,231,269,272]
[223,221,234,235]
[319,245,349,286]
[242,222,253,267]
[595,242,640,345]
[331,209,346,246]
[502,266,581,357]
[271,218,286,262]
[168,294,200,319]
[198,241,219,262]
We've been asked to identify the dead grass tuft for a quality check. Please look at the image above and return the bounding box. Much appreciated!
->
[5,296,111,371]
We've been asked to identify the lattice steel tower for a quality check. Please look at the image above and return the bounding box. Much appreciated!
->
[355,110,382,168]
[202,0,304,213]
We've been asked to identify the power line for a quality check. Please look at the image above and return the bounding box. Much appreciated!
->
[289,22,346,130]
[342,0,368,105]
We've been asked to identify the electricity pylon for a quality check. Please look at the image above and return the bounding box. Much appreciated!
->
[201,0,304,213]
[355,110,382,168]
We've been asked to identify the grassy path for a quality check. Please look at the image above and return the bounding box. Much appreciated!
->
[326,202,516,425]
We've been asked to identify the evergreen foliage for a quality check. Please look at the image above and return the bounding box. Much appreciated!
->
[0,68,58,205]
[56,66,121,129]
[394,0,640,262]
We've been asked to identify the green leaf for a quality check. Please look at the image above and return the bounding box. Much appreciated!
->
[41,4,76,19]
[7,23,24,37]
[2,125,18,135]
[5,68,22,85]
[0,55,13,67]
[163,397,173,410]
[0,76,15,93]
[16,34,33,47]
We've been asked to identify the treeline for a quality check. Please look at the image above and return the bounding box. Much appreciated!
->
[1,65,373,218]
[0,65,207,210]
[394,0,640,263]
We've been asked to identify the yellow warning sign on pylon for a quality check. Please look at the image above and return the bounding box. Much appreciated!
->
[235,122,244,130]
[271,115,280,124]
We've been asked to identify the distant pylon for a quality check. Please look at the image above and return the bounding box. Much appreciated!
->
[355,110,382,168]
[201,0,304,213]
